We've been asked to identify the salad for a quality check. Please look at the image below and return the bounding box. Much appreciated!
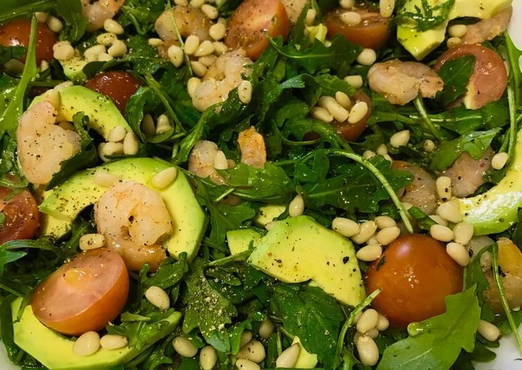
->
[0,0,521,369]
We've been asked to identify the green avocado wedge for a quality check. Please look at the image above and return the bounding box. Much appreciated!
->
[40,158,206,260]
[11,298,182,370]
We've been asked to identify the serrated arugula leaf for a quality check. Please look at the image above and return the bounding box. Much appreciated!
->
[117,0,164,35]
[437,55,475,106]
[378,287,481,370]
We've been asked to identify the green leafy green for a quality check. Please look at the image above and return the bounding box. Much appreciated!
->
[0,46,25,64]
[437,55,475,106]
[118,0,165,35]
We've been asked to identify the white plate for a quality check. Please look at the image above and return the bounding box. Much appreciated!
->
[1,1,522,369]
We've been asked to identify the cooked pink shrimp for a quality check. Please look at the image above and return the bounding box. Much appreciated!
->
[443,148,493,198]
[281,0,308,23]
[155,5,212,42]
[393,161,438,215]
[462,7,512,45]
[238,126,266,169]
[16,101,81,185]
[94,180,173,271]
[81,0,125,31]
[188,140,226,184]
[368,60,444,105]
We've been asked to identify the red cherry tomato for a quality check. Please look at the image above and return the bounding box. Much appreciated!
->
[324,8,391,50]
[31,248,129,336]
[366,234,463,327]
[332,91,372,141]
[0,187,40,245]
[0,19,57,64]
[225,0,291,60]
[85,71,141,113]
[434,44,508,109]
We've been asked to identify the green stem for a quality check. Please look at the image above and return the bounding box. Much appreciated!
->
[413,97,443,140]
[206,249,251,267]
[507,84,517,161]
[491,245,522,354]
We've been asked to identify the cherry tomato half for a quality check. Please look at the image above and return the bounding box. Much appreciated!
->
[0,187,40,245]
[225,0,291,60]
[434,44,507,109]
[332,90,372,141]
[366,234,463,327]
[0,19,57,64]
[85,71,141,113]
[325,8,391,50]
[32,248,129,336]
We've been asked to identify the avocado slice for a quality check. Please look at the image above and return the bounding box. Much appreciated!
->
[60,57,88,83]
[226,229,262,255]
[11,298,181,370]
[397,0,511,60]
[32,85,131,140]
[40,158,206,260]
[248,216,365,306]
[253,204,286,227]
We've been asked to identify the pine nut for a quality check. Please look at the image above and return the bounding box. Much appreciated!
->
[332,217,360,237]
[289,194,305,217]
[306,9,317,25]
[478,320,500,342]
[275,343,300,368]
[145,286,170,310]
[97,52,113,62]
[96,32,117,46]
[423,139,436,152]
[79,233,105,251]
[213,41,228,55]
[200,346,217,370]
[356,336,379,366]
[390,130,410,148]
[436,200,463,223]
[187,77,202,97]
[319,96,349,122]
[40,60,50,71]
[213,150,228,170]
[148,38,164,47]
[446,242,470,266]
[108,126,127,142]
[357,48,377,66]
[209,23,226,40]
[238,80,253,104]
[340,0,355,9]
[352,221,377,244]
[100,334,128,350]
[447,37,462,48]
[491,152,509,170]
[367,236,379,245]
[375,216,395,229]
[201,4,219,19]
[53,41,74,61]
[311,107,333,123]
[156,114,172,134]
[101,142,123,156]
[335,91,352,109]
[195,40,215,57]
[453,222,473,245]
[199,55,217,67]
[93,170,119,187]
[429,215,448,226]
[376,226,400,245]
[379,0,395,17]
[35,12,48,23]
[240,331,253,347]
[340,11,361,26]
[448,24,467,38]
[108,39,127,57]
[366,328,379,338]
[237,340,266,363]
[348,101,369,124]
[430,224,454,242]
[73,331,100,356]
[175,0,188,4]
[152,167,178,189]
[184,35,200,55]
[357,309,379,333]
[435,176,452,201]
[47,16,63,33]
[191,61,207,77]
[168,45,184,67]
[344,75,363,89]
[376,144,388,156]
[84,45,106,62]
[172,336,198,357]
[141,114,156,136]
[104,19,124,35]
[259,319,274,339]
[235,359,260,370]
[377,314,389,331]
[356,244,382,262]
[363,150,375,159]
[191,0,205,8]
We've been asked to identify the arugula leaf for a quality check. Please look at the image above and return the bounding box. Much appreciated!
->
[117,0,164,35]
[0,46,25,64]
[430,128,500,171]
[397,0,455,31]
[437,55,475,106]
[182,259,237,352]
[127,35,168,75]
[270,284,344,369]
[505,33,522,107]
[378,287,481,370]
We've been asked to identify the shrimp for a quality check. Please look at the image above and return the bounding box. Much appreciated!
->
[81,0,125,31]
[16,101,81,185]
[188,140,226,184]
[281,0,308,23]
[94,180,173,271]
[443,148,493,198]
[238,126,266,169]
[392,161,438,215]
[155,6,212,42]
[462,7,512,45]
[368,60,444,105]
[191,50,253,112]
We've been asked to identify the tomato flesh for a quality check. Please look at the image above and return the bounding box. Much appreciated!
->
[366,234,463,327]
[85,71,141,113]
[434,44,507,109]
[225,0,291,60]
[325,8,391,50]
[0,19,57,64]
[32,248,129,335]
[332,91,372,141]
[0,187,40,245]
